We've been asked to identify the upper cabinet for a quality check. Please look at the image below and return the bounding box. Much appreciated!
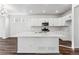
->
[29,12,72,27]
[49,18,66,26]
[32,18,66,27]
[63,13,72,22]
[32,16,71,27]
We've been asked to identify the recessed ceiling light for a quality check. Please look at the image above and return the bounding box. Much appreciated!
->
[29,10,32,13]
[42,10,46,13]
[56,10,59,13]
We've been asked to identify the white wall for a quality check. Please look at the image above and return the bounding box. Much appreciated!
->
[0,16,5,37]
[0,16,8,38]
[0,15,10,38]
[74,5,79,48]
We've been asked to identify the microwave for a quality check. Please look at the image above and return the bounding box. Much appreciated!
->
[42,22,49,26]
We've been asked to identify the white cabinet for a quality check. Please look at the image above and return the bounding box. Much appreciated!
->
[49,18,66,26]
[32,15,72,27]
[32,19,43,26]
[58,18,66,26]
[17,37,59,53]
[66,14,72,21]
[32,18,50,26]
[0,16,9,38]
[0,16,5,37]
[49,18,53,26]
[32,18,67,27]
[62,13,72,22]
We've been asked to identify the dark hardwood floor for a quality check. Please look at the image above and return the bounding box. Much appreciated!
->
[0,37,17,55]
[0,37,78,55]
[59,39,73,55]
[59,39,71,47]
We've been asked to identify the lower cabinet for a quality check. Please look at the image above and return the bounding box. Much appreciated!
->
[17,37,59,53]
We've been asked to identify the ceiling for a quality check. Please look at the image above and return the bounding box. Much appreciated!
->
[4,4,72,15]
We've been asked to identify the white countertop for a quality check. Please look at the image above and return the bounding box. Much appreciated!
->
[11,32,63,37]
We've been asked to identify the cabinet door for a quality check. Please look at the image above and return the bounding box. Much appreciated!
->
[17,37,37,53]
[59,18,65,26]
[49,18,54,26]
[54,18,60,26]
[0,16,6,37]
[63,13,72,22]
[32,19,42,26]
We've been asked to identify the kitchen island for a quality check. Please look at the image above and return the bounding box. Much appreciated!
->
[15,32,62,54]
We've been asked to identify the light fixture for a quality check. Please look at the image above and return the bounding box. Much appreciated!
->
[42,10,46,13]
[29,10,32,13]
[56,10,59,13]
